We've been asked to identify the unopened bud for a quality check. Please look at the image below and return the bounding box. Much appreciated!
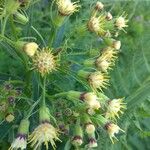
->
[95,2,104,11]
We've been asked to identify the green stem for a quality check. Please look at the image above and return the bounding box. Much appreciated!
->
[42,76,46,106]
[53,92,68,98]
[1,15,9,36]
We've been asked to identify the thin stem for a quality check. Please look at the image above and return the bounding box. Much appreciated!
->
[1,15,9,36]
[42,76,46,106]
[53,92,68,98]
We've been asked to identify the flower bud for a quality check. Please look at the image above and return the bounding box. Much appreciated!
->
[13,11,29,25]
[5,113,14,122]
[24,42,38,57]
[39,106,51,123]
[85,123,95,135]
[113,40,121,50]
[95,2,104,11]
[72,124,83,146]
[106,12,113,21]
[88,137,98,148]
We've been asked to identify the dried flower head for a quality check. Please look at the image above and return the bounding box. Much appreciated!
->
[32,48,56,76]
[105,123,124,143]
[5,113,14,122]
[56,0,80,16]
[29,122,60,149]
[88,71,109,90]
[106,99,126,119]
[23,42,38,57]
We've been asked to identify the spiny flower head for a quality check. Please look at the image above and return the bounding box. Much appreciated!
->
[115,14,128,31]
[29,122,60,149]
[105,99,126,119]
[56,0,80,16]
[87,15,107,36]
[29,106,60,149]
[32,48,56,76]
[105,123,124,143]
[88,71,109,90]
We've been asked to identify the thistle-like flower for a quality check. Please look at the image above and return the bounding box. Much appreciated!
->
[113,40,121,50]
[105,99,126,119]
[106,12,113,21]
[32,48,56,76]
[9,119,29,150]
[56,0,80,16]
[23,42,38,57]
[115,15,128,30]
[105,123,124,143]
[87,15,107,36]
[29,122,60,149]
[88,71,109,90]
[28,106,60,149]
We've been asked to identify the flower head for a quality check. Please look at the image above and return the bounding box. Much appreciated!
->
[88,137,98,148]
[88,15,106,36]
[106,12,113,21]
[85,123,95,134]
[105,99,126,119]
[82,92,101,110]
[9,119,30,150]
[113,40,121,50]
[88,71,109,90]
[9,134,27,150]
[115,15,128,30]
[23,42,38,57]
[56,0,80,16]
[32,48,56,76]
[72,135,83,146]
[105,123,124,143]
[29,122,60,149]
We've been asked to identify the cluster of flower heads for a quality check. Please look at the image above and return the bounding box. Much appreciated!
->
[0,82,22,123]
[6,1,128,150]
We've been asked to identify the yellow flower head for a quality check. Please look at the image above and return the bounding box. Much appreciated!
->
[105,99,126,119]
[56,0,80,16]
[115,14,128,31]
[87,15,106,36]
[88,71,109,90]
[85,123,95,134]
[29,122,60,150]
[105,123,124,143]
[32,48,56,76]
